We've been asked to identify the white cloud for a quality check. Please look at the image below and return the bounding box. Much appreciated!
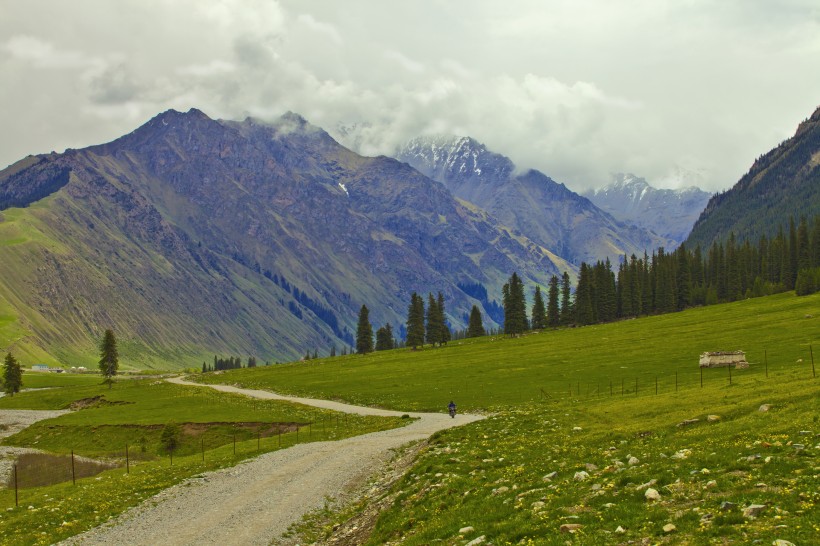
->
[0,0,818,191]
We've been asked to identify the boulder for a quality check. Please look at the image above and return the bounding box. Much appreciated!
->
[645,488,661,501]
[459,526,475,535]
[743,504,766,518]
[560,524,583,533]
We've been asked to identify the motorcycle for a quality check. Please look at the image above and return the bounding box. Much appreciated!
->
[448,406,456,418]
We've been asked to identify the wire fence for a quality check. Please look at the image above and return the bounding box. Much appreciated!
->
[1,414,360,509]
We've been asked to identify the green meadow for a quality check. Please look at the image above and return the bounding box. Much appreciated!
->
[0,379,406,545]
[198,292,819,545]
[198,292,819,412]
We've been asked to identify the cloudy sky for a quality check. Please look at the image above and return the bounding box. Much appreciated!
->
[2,0,818,192]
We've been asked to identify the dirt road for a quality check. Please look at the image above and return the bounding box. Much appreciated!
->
[61,378,483,546]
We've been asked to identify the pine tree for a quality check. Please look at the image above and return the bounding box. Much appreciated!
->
[330,345,337,357]
[560,272,572,325]
[201,361,207,373]
[797,216,810,271]
[406,292,426,349]
[574,263,594,325]
[355,305,373,354]
[547,275,560,327]
[502,272,527,336]
[3,352,23,396]
[437,292,451,345]
[530,286,547,330]
[98,329,119,389]
[376,323,395,351]
[676,243,691,310]
[466,305,485,337]
[426,293,441,346]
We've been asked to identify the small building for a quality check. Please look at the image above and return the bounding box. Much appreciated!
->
[699,351,749,369]
[49,367,65,373]
[31,364,50,372]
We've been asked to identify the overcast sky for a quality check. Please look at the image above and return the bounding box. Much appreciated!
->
[2,0,818,192]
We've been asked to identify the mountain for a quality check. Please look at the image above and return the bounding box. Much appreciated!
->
[0,109,566,369]
[583,173,711,246]
[396,136,672,265]
[686,105,820,249]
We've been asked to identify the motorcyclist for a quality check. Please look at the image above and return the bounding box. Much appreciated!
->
[448,401,456,418]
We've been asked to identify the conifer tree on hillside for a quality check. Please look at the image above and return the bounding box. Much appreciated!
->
[466,305,485,338]
[375,323,395,351]
[99,329,119,389]
[560,272,572,325]
[502,272,527,336]
[547,275,560,327]
[406,292,426,349]
[530,285,547,330]
[3,352,22,396]
[437,292,451,345]
[426,293,441,346]
[355,304,373,354]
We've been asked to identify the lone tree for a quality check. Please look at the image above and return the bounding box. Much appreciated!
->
[3,352,23,396]
[466,305,485,338]
[160,422,181,455]
[99,329,119,389]
[355,304,373,354]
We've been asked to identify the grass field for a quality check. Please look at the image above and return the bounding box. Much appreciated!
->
[197,292,819,412]
[196,292,819,545]
[0,379,406,545]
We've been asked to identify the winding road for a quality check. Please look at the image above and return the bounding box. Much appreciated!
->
[61,377,483,545]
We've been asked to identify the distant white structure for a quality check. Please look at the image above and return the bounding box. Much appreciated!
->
[31,364,49,372]
[699,351,749,369]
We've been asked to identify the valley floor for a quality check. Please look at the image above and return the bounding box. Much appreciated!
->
[57,378,483,546]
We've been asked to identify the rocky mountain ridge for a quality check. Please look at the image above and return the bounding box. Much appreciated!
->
[397,136,673,264]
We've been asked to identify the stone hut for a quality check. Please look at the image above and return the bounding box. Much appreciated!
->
[699,351,749,369]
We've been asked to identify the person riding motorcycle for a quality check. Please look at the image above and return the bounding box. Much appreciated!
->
[448,401,456,418]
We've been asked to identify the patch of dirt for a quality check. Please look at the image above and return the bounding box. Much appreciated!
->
[68,395,134,410]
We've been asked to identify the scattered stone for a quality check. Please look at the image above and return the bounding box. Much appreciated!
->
[531,501,545,511]
[798,430,812,435]
[645,488,661,501]
[572,426,582,431]
[705,480,717,489]
[792,444,805,450]
[678,418,700,427]
[707,414,721,422]
[459,526,475,535]
[591,483,602,491]
[720,501,737,511]
[773,540,796,546]
[700,513,714,524]
[764,456,772,463]
[670,449,691,460]
[560,524,583,533]
[542,471,558,482]
[574,471,589,481]
[615,525,626,533]
[585,463,598,472]
[465,535,486,546]
[759,404,771,412]
[663,523,676,533]
[492,486,509,495]
[636,479,657,491]
[628,456,640,466]
[743,504,766,518]
[435,473,443,477]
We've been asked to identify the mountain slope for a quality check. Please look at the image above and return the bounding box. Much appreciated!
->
[687,105,820,248]
[397,136,672,264]
[584,173,711,245]
[0,110,561,368]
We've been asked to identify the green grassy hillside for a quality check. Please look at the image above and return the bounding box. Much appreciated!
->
[199,292,819,412]
[200,292,819,545]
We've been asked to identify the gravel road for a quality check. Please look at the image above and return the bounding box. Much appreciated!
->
[60,378,484,546]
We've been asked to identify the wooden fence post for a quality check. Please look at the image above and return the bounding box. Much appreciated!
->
[14,464,18,507]
[71,450,76,485]
[126,444,130,474]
